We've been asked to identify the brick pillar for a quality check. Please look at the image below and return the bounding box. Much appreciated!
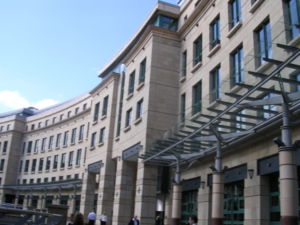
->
[211,172,224,225]
[244,162,269,225]
[198,184,211,225]
[134,161,157,225]
[96,160,116,225]
[171,184,182,225]
[112,159,136,225]
[80,171,97,220]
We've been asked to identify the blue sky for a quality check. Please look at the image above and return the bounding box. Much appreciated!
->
[0,0,178,113]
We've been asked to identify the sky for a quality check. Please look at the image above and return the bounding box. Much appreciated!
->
[0,0,178,113]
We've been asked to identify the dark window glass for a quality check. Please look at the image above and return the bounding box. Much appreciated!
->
[231,46,244,86]
[210,66,221,102]
[193,36,202,66]
[192,81,202,114]
[102,96,109,116]
[27,141,32,154]
[31,159,37,172]
[256,20,272,67]
[229,0,241,29]
[99,128,105,144]
[210,16,220,49]
[182,51,187,77]
[139,58,147,84]
[286,0,300,40]
[136,99,143,119]
[79,125,85,141]
[93,102,100,121]
[180,93,186,122]
[91,132,96,147]
[126,108,132,127]
[128,71,135,94]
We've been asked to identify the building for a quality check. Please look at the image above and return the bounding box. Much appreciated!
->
[1,0,300,225]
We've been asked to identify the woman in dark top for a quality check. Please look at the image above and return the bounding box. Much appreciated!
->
[73,213,85,225]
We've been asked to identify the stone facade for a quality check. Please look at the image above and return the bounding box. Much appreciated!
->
[0,0,300,225]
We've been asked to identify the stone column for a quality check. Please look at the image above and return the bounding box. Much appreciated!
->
[244,163,269,225]
[23,195,29,209]
[198,184,211,225]
[211,172,224,225]
[37,195,44,209]
[112,159,136,225]
[279,103,298,225]
[171,184,182,225]
[80,171,97,220]
[134,162,157,225]
[14,192,19,205]
[96,160,116,225]
[279,147,298,225]
[67,194,77,217]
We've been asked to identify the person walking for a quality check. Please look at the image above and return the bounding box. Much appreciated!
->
[73,213,84,225]
[188,215,198,225]
[87,211,96,225]
[128,215,140,225]
[100,212,108,225]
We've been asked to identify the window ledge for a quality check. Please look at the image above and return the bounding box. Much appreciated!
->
[256,61,273,73]
[75,165,80,168]
[126,93,134,100]
[134,117,142,125]
[31,171,35,174]
[92,120,98,125]
[137,82,145,91]
[288,35,300,46]
[249,0,264,13]
[48,149,53,152]
[70,142,75,146]
[190,111,202,121]
[101,115,107,120]
[68,166,73,169]
[38,171,42,173]
[180,76,186,83]
[2,152,6,156]
[45,170,50,173]
[90,146,95,151]
[26,153,31,156]
[208,43,221,57]
[60,168,65,171]
[124,125,131,132]
[55,147,60,150]
[191,62,202,73]
[98,142,104,147]
[33,152,38,155]
[227,21,242,38]
[78,139,83,143]
[53,169,57,172]
[63,145,68,148]
[115,136,120,142]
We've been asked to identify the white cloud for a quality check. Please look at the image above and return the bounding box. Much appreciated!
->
[34,99,59,110]
[0,90,59,111]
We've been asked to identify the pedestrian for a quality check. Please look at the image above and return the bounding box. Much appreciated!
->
[73,213,84,225]
[100,211,108,225]
[68,213,75,225]
[87,211,96,225]
[188,215,198,225]
[155,215,161,225]
[128,215,140,225]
